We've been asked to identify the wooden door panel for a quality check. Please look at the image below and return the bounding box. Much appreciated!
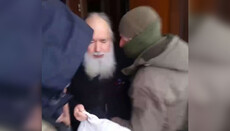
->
[129,0,188,41]
[67,0,87,18]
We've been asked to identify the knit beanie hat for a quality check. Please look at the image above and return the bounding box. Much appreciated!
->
[119,6,163,59]
[119,6,161,38]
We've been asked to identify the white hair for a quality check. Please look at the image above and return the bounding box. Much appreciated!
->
[83,45,116,80]
[84,12,116,80]
[86,12,114,42]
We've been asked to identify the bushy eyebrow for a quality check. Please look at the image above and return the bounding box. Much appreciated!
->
[99,39,107,41]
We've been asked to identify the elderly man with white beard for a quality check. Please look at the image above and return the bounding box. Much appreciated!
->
[67,13,131,130]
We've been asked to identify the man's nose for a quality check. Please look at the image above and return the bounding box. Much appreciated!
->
[95,42,101,52]
[119,38,125,48]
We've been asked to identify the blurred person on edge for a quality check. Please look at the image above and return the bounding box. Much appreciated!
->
[41,0,93,130]
[189,0,230,131]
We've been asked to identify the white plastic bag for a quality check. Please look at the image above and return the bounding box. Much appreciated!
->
[77,112,131,131]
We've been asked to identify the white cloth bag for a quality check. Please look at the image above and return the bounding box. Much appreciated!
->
[77,112,131,131]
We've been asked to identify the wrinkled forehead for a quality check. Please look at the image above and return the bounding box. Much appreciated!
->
[86,18,112,40]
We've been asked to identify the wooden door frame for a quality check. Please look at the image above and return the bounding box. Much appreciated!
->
[66,0,88,18]
[170,0,188,42]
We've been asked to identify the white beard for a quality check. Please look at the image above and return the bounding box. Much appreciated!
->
[83,45,116,80]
